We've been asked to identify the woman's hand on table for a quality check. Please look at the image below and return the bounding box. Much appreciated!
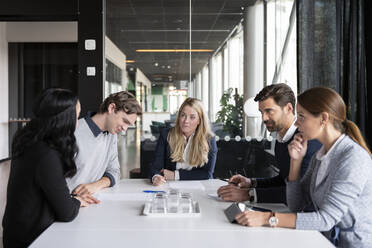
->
[235,211,271,227]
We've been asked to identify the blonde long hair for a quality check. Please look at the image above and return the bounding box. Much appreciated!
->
[168,98,214,166]
[298,87,371,157]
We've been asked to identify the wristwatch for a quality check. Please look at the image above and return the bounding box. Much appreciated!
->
[269,212,279,227]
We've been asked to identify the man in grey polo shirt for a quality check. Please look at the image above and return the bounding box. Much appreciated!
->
[66,91,142,197]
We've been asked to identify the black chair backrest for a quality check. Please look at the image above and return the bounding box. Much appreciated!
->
[150,125,160,138]
[140,139,158,178]
[213,140,277,179]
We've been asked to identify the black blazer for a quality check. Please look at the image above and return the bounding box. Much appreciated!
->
[150,128,217,181]
[2,142,80,248]
[255,129,322,203]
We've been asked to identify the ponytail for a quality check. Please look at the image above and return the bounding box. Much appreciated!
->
[297,87,371,157]
[344,120,372,157]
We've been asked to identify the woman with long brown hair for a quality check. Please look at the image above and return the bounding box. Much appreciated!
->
[231,87,372,247]
[150,98,217,185]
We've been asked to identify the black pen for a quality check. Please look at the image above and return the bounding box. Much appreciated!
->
[219,178,238,186]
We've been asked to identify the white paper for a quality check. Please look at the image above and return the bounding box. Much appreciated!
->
[207,193,223,202]
[168,181,205,191]
[95,193,151,202]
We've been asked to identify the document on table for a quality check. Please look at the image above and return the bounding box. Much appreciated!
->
[95,193,151,202]
[207,193,223,202]
[168,181,206,191]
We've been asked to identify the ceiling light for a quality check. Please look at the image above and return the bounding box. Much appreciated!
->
[167,65,171,69]
[126,60,135,63]
[154,62,159,66]
[136,49,213,53]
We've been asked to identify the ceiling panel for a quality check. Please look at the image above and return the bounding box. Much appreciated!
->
[106,0,249,85]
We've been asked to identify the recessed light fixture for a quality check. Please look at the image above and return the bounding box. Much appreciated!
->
[126,60,135,63]
[167,65,171,69]
[154,62,159,66]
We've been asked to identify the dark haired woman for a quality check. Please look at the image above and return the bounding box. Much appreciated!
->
[2,88,98,248]
[232,87,372,247]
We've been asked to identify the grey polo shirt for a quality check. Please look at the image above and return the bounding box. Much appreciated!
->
[66,112,121,192]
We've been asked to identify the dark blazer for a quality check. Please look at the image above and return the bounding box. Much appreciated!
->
[2,142,80,248]
[255,129,322,203]
[150,128,217,181]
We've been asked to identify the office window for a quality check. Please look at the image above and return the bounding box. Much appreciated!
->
[228,29,244,94]
[201,65,209,113]
[212,52,223,116]
[196,72,202,100]
[223,46,229,92]
[105,59,124,98]
[266,0,297,93]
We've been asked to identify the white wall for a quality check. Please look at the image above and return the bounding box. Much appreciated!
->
[136,68,151,89]
[0,23,9,159]
[105,37,126,71]
[6,22,77,42]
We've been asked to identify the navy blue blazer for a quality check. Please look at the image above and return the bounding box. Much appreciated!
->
[150,128,217,181]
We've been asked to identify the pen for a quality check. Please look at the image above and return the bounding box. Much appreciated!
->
[219,178,238,186]
[143,190,166,193]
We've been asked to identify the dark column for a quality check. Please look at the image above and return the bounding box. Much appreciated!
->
[78,0,106,115]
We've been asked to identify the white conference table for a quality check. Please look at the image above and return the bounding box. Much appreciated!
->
[30,179,334,248]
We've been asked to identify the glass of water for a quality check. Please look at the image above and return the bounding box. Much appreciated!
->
[179,192,193,213]
[151,192,167,213]
[167,189,180,213]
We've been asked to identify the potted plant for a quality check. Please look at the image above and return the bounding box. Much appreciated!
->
[215,88,244,137]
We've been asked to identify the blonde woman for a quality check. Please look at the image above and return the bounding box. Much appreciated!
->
[151,98,217,186]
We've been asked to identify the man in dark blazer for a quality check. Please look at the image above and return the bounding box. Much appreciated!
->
[217,84,322,203]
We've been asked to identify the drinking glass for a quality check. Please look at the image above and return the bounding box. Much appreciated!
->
[151,192,167,213]
[167,189,180,213]
[179,192,193,213]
